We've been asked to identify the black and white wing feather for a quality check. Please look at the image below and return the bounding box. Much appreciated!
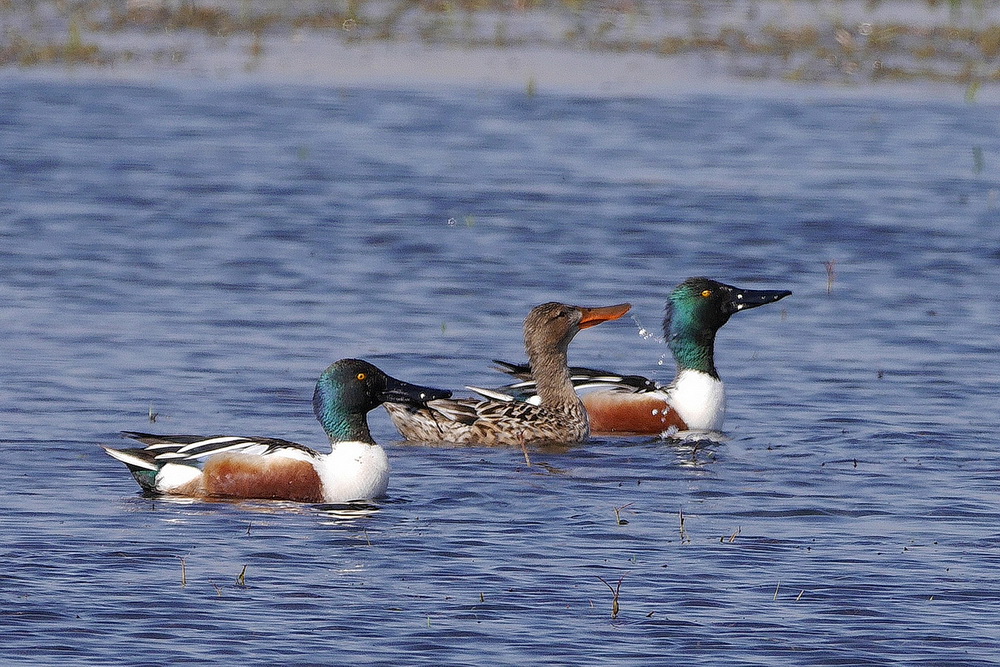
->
[120,431,317,463]
[489,359,659,401]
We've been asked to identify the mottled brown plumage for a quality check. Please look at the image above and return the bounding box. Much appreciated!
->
[386,302,630,446]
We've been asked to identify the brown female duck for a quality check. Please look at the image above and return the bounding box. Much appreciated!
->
[385,301,631,446]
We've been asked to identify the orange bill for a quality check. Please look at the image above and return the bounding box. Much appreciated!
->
[577,303,632,329]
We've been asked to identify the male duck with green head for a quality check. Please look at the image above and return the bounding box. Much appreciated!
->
[104,359,451,503]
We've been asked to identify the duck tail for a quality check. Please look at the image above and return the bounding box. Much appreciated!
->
[103,446,162,492]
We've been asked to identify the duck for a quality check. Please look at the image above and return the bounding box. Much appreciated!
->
[491,278,791,436]
[103,359,452,503]
[384,301,631,446]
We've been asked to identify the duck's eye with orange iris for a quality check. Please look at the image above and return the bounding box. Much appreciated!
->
[701,290,712,298]
[356,372,367,381]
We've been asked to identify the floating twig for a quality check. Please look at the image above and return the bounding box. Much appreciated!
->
[597,575,625,619]
[613,503,633,526]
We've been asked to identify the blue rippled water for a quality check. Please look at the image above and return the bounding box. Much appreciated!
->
[1,76,999,664]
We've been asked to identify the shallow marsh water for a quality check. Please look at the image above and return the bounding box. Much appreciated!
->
[1,76,1000,664]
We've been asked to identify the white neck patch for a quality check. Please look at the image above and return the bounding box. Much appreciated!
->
[666,368,726,431]
[316,441,390,503]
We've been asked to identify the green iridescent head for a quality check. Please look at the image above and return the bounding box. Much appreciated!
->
[664,278,791,377]
[312,359,451,443]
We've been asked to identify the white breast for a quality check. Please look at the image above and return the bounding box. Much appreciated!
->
[316,441,390,503]
[665,369,726,432]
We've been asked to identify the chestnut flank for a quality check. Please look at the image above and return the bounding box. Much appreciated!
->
[202,453,324,502]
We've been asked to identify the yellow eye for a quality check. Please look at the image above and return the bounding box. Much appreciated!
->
[356,372,367,381]
[701,290,712,298]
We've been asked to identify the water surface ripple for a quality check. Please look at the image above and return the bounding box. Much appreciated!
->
[1,78,999,664]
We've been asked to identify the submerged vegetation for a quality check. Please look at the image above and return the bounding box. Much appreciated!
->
[2,0,1000,84]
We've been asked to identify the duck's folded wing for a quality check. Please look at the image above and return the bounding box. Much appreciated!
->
[465,385,518,403]
[491,360,659,396]
[422,396,542,426]
[419,399,482,426]
[120,432,314,461]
